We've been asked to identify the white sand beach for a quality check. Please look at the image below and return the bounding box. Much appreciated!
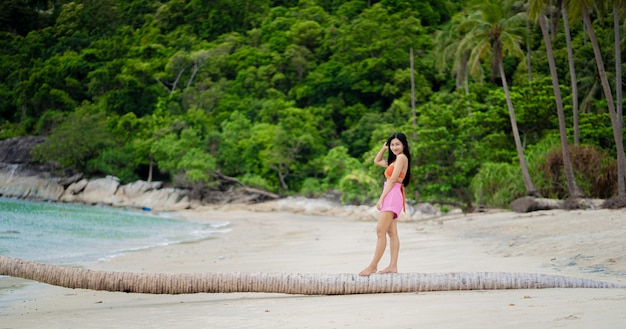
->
[1,201,625,329]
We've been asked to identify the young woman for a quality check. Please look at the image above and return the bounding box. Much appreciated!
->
[359,132,411,276]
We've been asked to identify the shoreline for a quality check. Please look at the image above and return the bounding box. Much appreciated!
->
[1,205,625,328]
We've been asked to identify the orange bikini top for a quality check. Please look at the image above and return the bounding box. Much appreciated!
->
[384,162,406,183]
[384,162,406,212]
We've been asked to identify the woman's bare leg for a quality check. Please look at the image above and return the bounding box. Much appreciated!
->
[359,211,395,276]
[378,220,399,274]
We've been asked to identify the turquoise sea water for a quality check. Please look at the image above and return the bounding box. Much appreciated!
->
[0,197,230,265]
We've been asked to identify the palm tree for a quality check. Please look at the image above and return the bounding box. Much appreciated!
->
[528,0,584,198]
[576,47,609,113]
[460,0,539,196]
[0,256,623,294]
[511,1,534,82]
[433,12,472,115]
[566,0,626,196]
[613,0,625,195]
[561,6,581,145]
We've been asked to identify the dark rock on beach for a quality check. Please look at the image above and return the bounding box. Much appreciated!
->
[0,136,44,164]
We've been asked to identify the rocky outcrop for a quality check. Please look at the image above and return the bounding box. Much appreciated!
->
[227,195,459,222]
[74,176,122,205]
[0,162,65,200]
[59,176,191,211]
[0,166,192,211]
[112,180,190,211]
[0,136,45,164]
[0,136,64,200]
[0,136,191,211]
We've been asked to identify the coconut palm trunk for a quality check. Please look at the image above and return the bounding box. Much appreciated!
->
[614,5,624,195]
[2,256,623,295]
[562,8,580,146]
[538,13,583,198]
[579,4,626,196]
[410,47,417,135]
[497,59,538,196]
[460,0,539,197]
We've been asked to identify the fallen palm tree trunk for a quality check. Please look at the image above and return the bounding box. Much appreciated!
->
[1,256,623,295]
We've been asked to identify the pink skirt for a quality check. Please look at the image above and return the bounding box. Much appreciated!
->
[379,182,404,219]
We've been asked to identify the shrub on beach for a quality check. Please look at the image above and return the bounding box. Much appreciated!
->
[539,145,617,199]
[472,143,618,208]
[471,162,526,208]
[300,178,325,198]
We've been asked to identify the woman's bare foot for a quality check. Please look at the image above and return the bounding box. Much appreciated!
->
[359,265,377,276]
[378,266,397,274]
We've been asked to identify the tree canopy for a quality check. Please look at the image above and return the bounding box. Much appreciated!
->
[1,0,624,208]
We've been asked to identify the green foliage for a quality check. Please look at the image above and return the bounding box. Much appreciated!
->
[1,0,623,207]
[239,173,274,191]
[87,145,141,183]
[33,110,66,136]
[321,146,361,189]
[518,135,559,199]
[339,168,378,205]
[0,120,27,139]
[471,133,619,207]
[577,112,615,151]
[299,177,325,197]
[218,110,254,176]
[31,105,113,173]
[471,134,560,207]
[486,78,559,144]
[178,148,216,183]
[471,162,525,208]
[151,126,215,184]
[413,90,508,205]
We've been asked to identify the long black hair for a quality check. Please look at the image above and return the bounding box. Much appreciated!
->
[386,132,412,187]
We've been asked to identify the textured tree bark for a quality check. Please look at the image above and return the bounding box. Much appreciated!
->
[1,256,623,295]
[538,14,583,199]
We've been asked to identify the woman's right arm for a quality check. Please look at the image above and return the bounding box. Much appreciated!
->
[373,142,388,167]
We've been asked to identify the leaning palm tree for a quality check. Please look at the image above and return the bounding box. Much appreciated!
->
[613,0,626,195]
[528,0,584,198]
[460,0,539,197]
[0,256,623,294]
[561,5,581,146]
[566,0,626,196]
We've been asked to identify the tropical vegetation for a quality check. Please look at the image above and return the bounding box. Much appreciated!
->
[0,0,624,209]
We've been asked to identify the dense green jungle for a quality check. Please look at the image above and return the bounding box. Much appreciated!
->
[1,0,625,209]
